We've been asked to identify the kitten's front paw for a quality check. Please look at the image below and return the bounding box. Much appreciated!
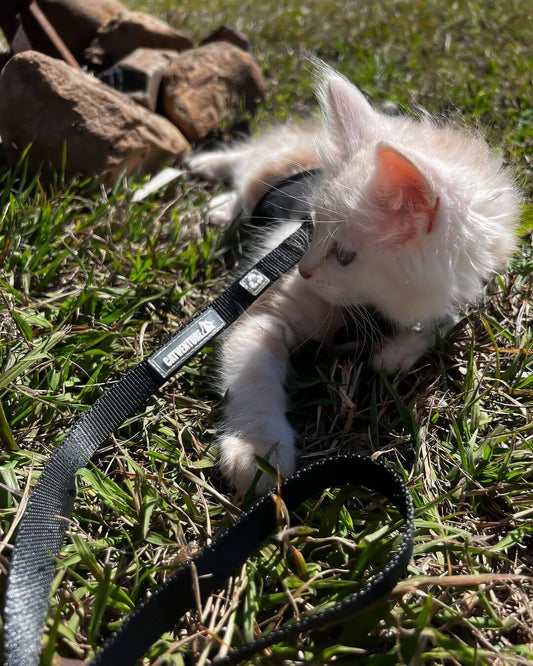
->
[187,151,237,181]
[219,433,296,495]
[372,346,416,374]
[187,152,222,180]
[372,330,432,374]
[205,191,241,226]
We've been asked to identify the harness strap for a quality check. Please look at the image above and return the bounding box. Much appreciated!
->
[91,455,413,666]
[4,219,313,666]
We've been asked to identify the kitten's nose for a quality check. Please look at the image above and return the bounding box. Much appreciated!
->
[299,243,322,280]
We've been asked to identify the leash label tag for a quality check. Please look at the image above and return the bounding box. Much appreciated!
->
[149,308,225,379]
[239,269,270,295]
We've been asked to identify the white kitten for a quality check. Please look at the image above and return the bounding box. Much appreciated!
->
[189,63,520,493]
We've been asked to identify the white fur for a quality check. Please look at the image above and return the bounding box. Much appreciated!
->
[189,64,521,493]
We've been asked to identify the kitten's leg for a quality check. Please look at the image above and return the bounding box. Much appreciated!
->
[189,123,324,220]
[218,274,335,493]
[187,149,250,225]
[219,313,295,494]
[187,148,249,226]
[187,148,250,182]
[372,315,459,373]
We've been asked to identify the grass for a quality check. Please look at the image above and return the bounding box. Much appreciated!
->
[0,0,532,664]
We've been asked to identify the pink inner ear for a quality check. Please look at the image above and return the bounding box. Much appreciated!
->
[371,143,438,241]
[374,143,435,211]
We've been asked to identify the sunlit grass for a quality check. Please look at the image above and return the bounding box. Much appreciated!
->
[0,0,531,664]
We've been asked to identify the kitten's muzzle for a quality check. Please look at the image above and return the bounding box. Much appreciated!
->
[298,265,312,280]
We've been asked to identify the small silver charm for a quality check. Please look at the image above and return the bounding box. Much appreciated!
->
[239,269,270,295]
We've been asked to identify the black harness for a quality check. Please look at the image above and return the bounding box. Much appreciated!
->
[249,169,322,224]
[4,175,414,666]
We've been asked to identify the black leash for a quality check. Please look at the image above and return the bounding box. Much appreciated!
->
[4,172,414,666]
[4,214,312,666]
[91,455,413,666]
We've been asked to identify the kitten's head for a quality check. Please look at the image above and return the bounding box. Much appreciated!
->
[299,65,520,325]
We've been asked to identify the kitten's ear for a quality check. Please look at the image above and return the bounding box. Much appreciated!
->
[316,65,377,152]
[372,143,439,239]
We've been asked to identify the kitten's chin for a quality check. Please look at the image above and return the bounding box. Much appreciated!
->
[306,282,345,306]
[314,289,363,310]
[313,292,342,307]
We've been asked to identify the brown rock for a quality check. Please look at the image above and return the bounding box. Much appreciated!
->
[86,11,194,67]
[18,0,125,62]
[10,25,33,54]
[200,25,250,52]
[161,42,265,142]
[0,51,191,183]
[99,48,180,111]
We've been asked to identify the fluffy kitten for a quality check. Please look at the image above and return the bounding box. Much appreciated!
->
[189,63,520,493]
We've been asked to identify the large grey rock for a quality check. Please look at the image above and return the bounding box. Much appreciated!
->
[18,0,126,62]
[86,10,194,67]
[161,42,265,142]
[0,51,191,183]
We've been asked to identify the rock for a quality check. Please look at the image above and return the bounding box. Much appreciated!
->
[200,25,250,52]
[18,0,125,63]
[10,25,33,54]
[161,42,265,142]
[0,51,191,183]
[86,11,194,68]
[98,48,179,111]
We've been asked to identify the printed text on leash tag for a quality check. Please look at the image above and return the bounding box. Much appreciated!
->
[149,309,225,378]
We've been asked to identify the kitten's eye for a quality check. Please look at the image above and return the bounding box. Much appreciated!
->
[334,244,356,266]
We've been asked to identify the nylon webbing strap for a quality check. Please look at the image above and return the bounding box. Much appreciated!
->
[91,455,414,666]
[4,219,313,666]
[4,361,163,666]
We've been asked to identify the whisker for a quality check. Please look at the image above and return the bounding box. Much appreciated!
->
[290,306,336,356]
[339,300,383,359]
